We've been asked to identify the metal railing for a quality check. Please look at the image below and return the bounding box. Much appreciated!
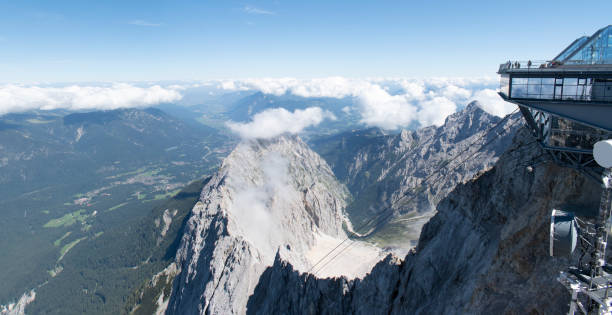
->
[499,60,556,72]
[499,59,612,72]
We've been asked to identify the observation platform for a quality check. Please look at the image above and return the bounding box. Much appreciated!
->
[498,25,612,179]
[498,62,612,132]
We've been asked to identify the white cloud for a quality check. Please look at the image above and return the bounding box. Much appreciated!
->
[417,96,457,127]
[218,77,506,129]
[0,83,182,115]
[228,151,295,258]
[226,107,336,139]
[243,5,275,15]
[128,20,162,27]
[470,89,516,117]
[440,85,472,101]
[396,80,426,101]
[355,84,417,129]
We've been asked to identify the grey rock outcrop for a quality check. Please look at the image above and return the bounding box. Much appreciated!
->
[246,128,602,314]
[345,102,521,216]
[313,102,522,248]
[166,136,358,314]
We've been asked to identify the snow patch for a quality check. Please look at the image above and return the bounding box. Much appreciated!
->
[306,232,386,279]
[159,209,177,239]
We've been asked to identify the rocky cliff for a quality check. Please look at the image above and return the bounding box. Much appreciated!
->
[346,101,519,214]
[314,102,522,249]
[246,128,602,314]
[164,136,383,315]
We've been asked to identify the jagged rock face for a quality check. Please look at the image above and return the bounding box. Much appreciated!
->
[313,102,521,251]
[248,254,402,315]
[344,102,521,218]
[166,136,351,315]
[246,129,602,314]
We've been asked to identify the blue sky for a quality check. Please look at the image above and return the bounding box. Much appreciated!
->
[1,0,611,83]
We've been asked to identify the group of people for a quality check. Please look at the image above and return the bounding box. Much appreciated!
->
[504,60,561,70]
[505,60,532,69]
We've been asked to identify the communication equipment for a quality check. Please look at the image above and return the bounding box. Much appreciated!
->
[550,209,579,257]
[594,140,612,169]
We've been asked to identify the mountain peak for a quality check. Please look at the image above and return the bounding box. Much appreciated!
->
[440,100,493,131]
[465,100,483,112]
[166,134,383,314]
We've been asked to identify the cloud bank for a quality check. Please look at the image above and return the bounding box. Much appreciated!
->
[471,88,516,117]
[0,83,182,115]
[218,77,515,129]
[0,77,516,133]
[226,107,336,139]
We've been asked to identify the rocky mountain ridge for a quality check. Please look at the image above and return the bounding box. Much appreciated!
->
[313,102,522,248]
[164,136,383,314]
[157,104,532,315]
[246,128,602,314]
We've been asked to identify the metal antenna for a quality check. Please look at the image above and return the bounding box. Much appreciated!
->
[558,144,612,314]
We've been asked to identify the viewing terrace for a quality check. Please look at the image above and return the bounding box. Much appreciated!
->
[498,25,612,179]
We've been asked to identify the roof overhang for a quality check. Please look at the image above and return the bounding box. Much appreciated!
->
[499,92,612,132]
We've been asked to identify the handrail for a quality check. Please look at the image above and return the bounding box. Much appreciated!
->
[499,60,557,72]
[499,59,612,73]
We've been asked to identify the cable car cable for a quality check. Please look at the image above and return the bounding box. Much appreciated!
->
[309,108,520,276]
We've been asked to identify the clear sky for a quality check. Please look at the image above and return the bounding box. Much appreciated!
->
[1,0,611,83]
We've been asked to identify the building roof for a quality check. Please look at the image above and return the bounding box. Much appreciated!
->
[554,36,589,62]
[560,25,612,65]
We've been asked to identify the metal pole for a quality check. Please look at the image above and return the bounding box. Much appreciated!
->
[567,290,578,315]
[596,168,612,275]
[569,289,578,315]
[588,169,612,314]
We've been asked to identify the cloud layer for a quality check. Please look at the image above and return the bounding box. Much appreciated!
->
[226,107,336,139]
[0,83,182,115]
[0,77,516,134]
[218,77,514,129]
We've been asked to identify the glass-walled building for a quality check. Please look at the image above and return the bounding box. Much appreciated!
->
[554,36,589,62]
[497,25,612,179]
[497,25,612,133]
[509,77,612,102]
[565,26,612,65]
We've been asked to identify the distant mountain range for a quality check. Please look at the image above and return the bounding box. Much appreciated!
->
[164,91,363,137]
[0,107,223,199]
[0,107,231,314]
